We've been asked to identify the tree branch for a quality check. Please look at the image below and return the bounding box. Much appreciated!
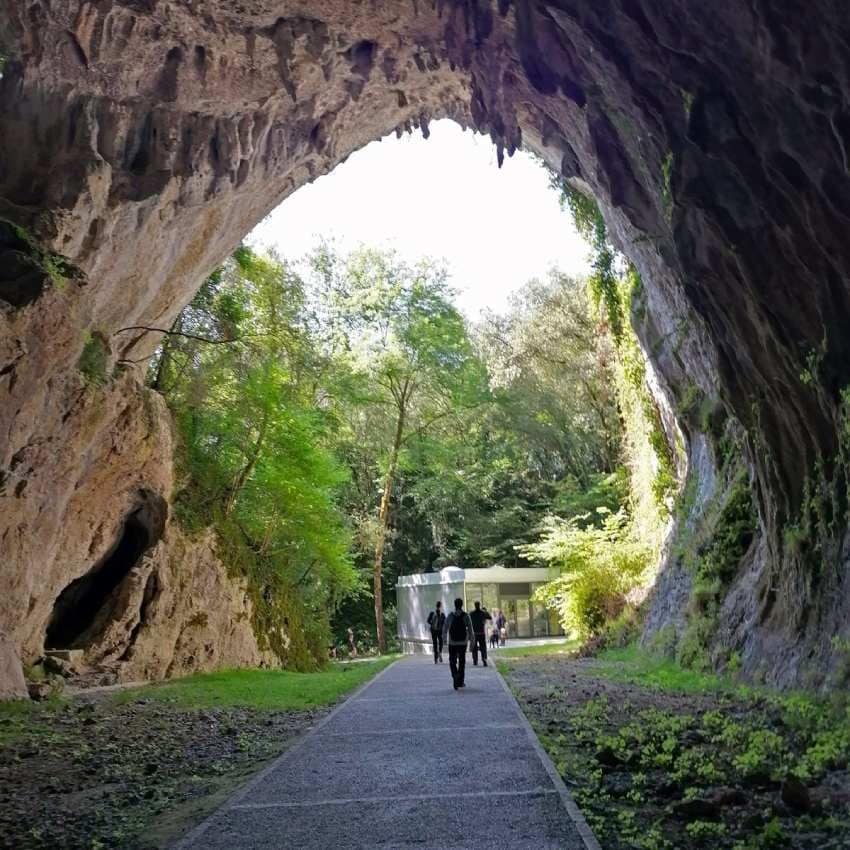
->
[114,325,241,345]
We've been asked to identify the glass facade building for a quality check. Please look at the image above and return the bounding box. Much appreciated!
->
[396,566,563,653]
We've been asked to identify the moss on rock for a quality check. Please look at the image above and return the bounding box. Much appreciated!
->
[676,471,757,671]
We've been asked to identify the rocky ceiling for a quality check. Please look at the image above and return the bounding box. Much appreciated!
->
[1,0,849,690]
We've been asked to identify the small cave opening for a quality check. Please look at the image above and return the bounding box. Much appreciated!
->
[45,492,166,651]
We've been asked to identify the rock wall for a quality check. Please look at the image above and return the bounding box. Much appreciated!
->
[2,0,850,690]
[0,344,270,695]
[85,522,276,684]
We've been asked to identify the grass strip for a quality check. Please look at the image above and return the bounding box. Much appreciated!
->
[111,656,398,710]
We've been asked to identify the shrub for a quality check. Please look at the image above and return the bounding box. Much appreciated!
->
[598,605,642,649]
[733,729,788,780]
[78,331,110,387]
[524,508,651,639]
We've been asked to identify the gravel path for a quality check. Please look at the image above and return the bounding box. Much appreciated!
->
[175,656,600,849]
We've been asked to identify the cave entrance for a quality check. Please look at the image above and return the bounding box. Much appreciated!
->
[45,494,166,651]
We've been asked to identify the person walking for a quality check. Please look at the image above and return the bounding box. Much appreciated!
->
[469,601,492,666]
[426,600,446,663]
[496,609,507,646]
[442,598,474,690]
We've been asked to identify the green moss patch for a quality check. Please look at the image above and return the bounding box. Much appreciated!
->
[77,330,110,387]
[501,649,850,850]
[0,219,79,308]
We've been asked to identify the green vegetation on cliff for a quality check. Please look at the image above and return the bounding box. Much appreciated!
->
[152,248,360,669]
[521,174,677,645]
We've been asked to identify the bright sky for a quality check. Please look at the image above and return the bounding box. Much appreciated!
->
[248,119,591,318]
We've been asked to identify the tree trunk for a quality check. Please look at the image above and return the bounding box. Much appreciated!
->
[150,314,183,392]
[224,412,269,517]
[373,403,406,653]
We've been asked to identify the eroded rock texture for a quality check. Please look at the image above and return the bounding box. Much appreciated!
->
[1,0,849,691]
[0,362,270,695]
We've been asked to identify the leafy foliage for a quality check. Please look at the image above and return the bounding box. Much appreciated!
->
[311,247,490,649]
[502,647,850,850]
[375,270,626,580]
[523,508,652,638]
[155,248,360,668]
[525,167,678,642]
[153,204,670,657]
[78,331,109,387]
[544,173,623,342]
[478,271,622,477]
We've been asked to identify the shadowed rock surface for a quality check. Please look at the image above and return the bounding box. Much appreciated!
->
[1,1,850,692]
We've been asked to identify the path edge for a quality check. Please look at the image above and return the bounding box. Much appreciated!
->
[494,665,603,850]
[172,657,400,849]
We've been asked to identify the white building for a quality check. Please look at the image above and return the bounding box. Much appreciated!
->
[395,565,563,653]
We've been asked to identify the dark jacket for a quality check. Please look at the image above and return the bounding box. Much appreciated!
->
[443,611,474,646]
[469,607,492,635]
[427,609,446,634]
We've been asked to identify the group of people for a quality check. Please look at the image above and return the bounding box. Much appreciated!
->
[426,599,508,690]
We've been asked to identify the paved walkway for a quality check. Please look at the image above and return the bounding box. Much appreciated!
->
[176,657,600,849]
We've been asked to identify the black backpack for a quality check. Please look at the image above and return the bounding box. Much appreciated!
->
[449,612,468,642]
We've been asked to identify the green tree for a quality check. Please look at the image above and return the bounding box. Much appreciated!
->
[478,271,621,480]
[325,248,489,651]
[521,508,651,638]
[152,247,360,668]
[322,262,627,597]
[144,235,639,658]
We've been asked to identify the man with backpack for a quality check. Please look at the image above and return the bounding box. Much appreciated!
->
[426,600,446,664]
[442,598,474,690]
[469,601,492,666]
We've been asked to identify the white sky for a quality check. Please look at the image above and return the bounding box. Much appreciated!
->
[248,119,591,318]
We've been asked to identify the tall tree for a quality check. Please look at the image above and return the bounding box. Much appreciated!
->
[151,247,360,668]
[478,270,621,479]
[327,248,488,651]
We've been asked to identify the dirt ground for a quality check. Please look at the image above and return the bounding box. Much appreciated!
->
[500,654,850,850]
[0,696,324,850]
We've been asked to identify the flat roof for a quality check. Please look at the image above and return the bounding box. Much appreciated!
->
[396,565,552,587]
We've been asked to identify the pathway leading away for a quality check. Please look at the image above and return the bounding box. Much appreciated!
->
[176,657,600,849]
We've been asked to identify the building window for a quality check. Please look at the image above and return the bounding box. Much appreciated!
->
[532,600,550,637]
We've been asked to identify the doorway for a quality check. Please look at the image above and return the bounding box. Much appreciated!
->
[502,597,532,638]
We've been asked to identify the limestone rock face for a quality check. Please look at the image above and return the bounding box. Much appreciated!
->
[2,0,850,688]
[83,524,276,683]
[0,631,27,699]
[41,514,275,686]
[0,356,269,693]
[0,331,176,685]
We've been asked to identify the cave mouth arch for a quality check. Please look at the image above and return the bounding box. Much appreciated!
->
[1,0,849,686]
[45,492,167,652]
